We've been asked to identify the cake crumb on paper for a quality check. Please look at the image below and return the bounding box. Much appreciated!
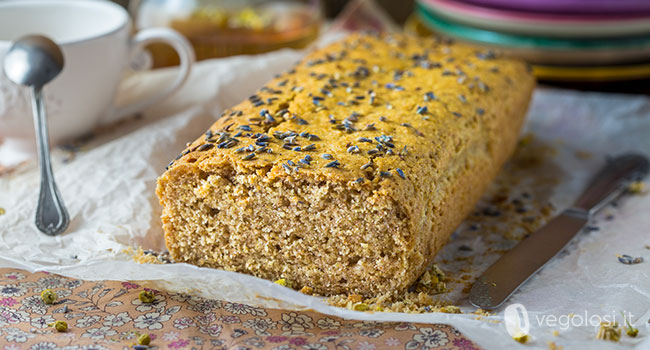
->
[126,247,173,265]
[547,341,563,350]
[627,181,647,194]
[327,264,454,313]
[596,321,621,342]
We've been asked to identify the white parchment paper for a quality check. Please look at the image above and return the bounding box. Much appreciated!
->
[1,46,650,350]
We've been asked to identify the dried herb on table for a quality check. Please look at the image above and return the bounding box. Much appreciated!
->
[617,254,644,265]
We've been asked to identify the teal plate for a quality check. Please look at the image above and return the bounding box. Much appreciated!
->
[416,1,650,50]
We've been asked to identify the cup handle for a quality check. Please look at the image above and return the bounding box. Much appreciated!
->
[112,28,195,121]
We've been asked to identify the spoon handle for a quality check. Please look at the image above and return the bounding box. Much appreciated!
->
[31,86,69,236]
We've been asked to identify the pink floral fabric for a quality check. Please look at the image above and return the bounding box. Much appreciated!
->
[0,269,481,350]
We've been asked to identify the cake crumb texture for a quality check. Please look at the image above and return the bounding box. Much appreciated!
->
[156,33,536,297]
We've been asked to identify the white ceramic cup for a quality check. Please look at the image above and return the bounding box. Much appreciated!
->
[0,0,195,148]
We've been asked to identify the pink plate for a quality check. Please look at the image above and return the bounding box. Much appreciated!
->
[460,0,650,15]
[420,0,650,38]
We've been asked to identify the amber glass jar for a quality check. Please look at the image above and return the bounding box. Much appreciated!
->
[131,0,322,67]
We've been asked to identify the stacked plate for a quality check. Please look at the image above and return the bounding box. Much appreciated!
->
[414,0,650,81]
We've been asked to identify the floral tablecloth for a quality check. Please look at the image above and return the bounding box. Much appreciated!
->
[0,269,480,350]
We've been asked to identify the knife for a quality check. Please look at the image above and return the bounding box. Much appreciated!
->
[469,153,650,310]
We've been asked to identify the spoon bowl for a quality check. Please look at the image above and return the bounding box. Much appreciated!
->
[4,35,63,88]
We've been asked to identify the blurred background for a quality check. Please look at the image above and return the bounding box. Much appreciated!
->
[115,0,650,92]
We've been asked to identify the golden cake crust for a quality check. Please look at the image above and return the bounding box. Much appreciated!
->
[156,33,535,296]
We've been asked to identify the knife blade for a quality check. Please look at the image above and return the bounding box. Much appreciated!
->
[469,154,650,310]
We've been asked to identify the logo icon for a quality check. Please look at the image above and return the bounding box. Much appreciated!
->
[504,303,530,337]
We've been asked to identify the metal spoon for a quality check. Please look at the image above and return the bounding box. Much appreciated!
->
[3,35,69,236]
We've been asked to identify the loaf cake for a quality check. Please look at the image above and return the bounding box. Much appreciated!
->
[156,33,535,297]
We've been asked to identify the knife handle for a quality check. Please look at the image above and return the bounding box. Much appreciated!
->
[572,154,649,215]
